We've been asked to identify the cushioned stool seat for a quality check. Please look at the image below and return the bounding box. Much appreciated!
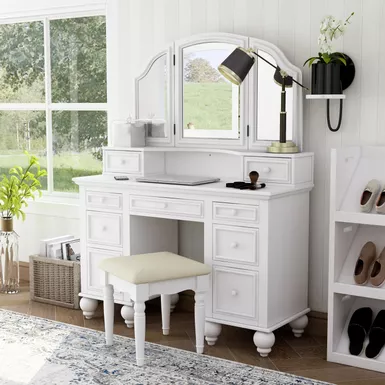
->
[99,252,211,284]
[99,251,211,367]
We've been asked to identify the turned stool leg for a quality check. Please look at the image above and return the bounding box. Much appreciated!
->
[194,292,205,354]
[103,284,114,346]
[134,301,146,366]
[161,294,171,336]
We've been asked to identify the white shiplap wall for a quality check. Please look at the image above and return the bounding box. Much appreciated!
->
[108,0,385,312]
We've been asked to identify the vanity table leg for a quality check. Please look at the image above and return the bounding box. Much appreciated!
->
[289,314,309,338]
[121,303,135,328]
[204,321,222,346]
[170,293,179,313]
[80,297,99,319]
[253,331,275,357]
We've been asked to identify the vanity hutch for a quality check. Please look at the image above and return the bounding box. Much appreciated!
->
[74,33,314,357]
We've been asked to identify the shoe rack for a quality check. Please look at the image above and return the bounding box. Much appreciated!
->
[328,146,385,373]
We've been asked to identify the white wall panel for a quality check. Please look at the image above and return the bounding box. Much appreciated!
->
[360,0,381,146]
[107,0,384,312]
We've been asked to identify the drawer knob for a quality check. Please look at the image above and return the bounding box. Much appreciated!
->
[230,242,238,249]
[263,167,271,173]
[102,226,108,232]
[229,209,237,216]
[231,290,238,296]
[159,202,167,209]
[121,159,126,165]
[100,197,106,203]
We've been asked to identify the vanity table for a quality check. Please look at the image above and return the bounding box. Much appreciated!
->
[74,32,314,356]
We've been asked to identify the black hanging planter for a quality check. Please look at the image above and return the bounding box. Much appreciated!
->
[311,63,326,94]
[325,63,342,94]
[308,54,355,132]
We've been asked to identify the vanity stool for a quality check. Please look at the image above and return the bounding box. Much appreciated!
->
[99,252,211,366]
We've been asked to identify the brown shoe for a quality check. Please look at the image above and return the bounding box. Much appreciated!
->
[354,242,376,285]
[370,247,385,287]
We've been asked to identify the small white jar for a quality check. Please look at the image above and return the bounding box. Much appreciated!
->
[111,120,146,148]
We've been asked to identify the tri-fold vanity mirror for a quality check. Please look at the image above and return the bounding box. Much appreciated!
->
[135,33,303,151]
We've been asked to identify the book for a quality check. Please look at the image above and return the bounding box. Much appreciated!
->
[40,235,75,259]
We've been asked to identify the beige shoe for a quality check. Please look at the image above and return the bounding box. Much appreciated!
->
[354,241,376,285]
[376,188,385,214]
[360,180,381,213]
[370,247,385,287]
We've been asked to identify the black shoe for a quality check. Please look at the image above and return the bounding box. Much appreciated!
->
[347,307,373,355]
[366,310,385,358]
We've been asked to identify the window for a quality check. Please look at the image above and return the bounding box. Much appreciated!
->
[0,15,107,194]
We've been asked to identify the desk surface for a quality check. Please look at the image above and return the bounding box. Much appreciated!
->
[74,175,313,200]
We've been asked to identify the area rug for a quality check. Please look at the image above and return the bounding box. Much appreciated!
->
[0,309,331,385]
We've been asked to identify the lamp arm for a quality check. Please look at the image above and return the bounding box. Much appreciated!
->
[251,50,309,90]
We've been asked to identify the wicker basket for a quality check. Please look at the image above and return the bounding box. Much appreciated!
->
[29,255,81,309]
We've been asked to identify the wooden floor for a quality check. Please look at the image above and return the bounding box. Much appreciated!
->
[1,285,385,385]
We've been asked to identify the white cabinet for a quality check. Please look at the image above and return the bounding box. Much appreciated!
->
[328,147,385,373]
[75,149,313,358]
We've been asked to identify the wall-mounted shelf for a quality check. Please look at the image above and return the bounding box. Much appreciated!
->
[306,94,346,100]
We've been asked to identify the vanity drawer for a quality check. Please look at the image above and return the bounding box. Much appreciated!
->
[85,248,123,300]
[129,195,203,219]
[213,202,258,225]
[213,224,258,266]
[86,191,122,211]
[104,150,141,175]
[213,266,258,321]
[244,157,291,184]
[87,212,122,247]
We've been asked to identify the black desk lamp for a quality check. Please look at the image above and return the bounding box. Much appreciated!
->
[218,47,308,153]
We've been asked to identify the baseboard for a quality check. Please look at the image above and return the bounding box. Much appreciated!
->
[20,262,29,283]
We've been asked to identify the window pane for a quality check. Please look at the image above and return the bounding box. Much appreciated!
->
[52,111,107,192]
[51,16,107,103]
[0,111,47,189]
[182,42,240,140]
[0,22,45,102]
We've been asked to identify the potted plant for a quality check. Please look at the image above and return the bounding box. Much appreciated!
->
[0,152,47,293]
[304,12,354,94]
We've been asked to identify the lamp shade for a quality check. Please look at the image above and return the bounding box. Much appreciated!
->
[218,47,255,85]
[274,66,293,88]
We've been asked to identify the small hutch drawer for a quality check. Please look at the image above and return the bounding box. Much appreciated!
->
[86,191,122,211]
[213,202,258,225]
[86,212,122,247]
[129,195,203,219]
[213,266,258,321]
[104,150,141,175]
[213,224,258,266]
[244,157,291,184]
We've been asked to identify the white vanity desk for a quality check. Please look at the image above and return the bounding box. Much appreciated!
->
[75,32,314,356]
[74,147,313,357]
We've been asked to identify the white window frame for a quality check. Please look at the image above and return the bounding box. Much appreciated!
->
[0,8,107,197]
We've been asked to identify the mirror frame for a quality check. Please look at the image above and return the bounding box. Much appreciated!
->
[247,37,303,151]
[135,44,174,146]
[134,33,303,151]
[175,33,249,149]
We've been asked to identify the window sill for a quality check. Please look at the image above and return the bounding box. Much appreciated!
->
[23,194,80,218]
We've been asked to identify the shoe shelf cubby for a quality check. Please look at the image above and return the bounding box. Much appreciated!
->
[329,146,385,373]
[332,146,385,226]
[328,294,385,373]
